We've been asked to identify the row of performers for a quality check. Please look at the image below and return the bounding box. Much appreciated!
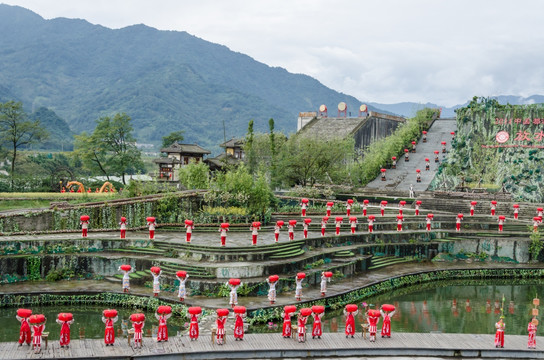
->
[120,266,329,303]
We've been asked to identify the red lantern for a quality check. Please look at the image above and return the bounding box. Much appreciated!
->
[80,215,90,221]
[269,274,279,282]
[216,308,230,317]
[381,201,388,206]
[229,278,241,286]
[349,216,357,222]
[345,304,358,313]
[17,309,32,318]
[381,168,386,173]
[399,201,406,206]
[58,313,73,322]
[304,218,312,224]
[368,215,376,220]
[397,215,403,220]
[130,313,145,322]
[150,266,161,274]
[404,149,409,153]
[434,150,439,154]
[322,216,329,222]
[363,199,369,204]
[538,208,544,212]
[288,220,297,226]
[382,304,396,312]
[326,201,334,207]
[491,201,497,205]
[252,221,261,228]
[297,272,306,279]
[441,141,446,145]
[471,201,477,206]
[335,216,343,222]
[391,156,396,160]
[220,223,230,229]
[513,204,519,208]
[157,306,172,315]
[457,213,464,218]
[146,216,155,222]
[103,309,118,318]
[312,305,325,314]
[416,169,421,173]
[427,213,434,218]
[367,309,381,317]
[276,220,284,227]
[323,271,333,278]
[284,305,297,314]
[300,308,312,317]
[416,200,422,205]
[120,216,126,222]
[411,141,416,145]
[425,158,429,161]
[422,131,427,134]
[176,270,187,278]
[301,198,309,204]
[347,199,354,204]
[120,264,131,271]
[184,219,194,226]
[28,314,45,324]
[498,215,506,220]
[451,132,455,136]
[233,306,246,314]
[188,307,202,315]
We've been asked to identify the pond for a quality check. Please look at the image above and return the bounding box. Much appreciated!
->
[249,279,544,336]
[0,279,542,342]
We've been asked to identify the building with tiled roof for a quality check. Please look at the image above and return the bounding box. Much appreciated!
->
[205,138,245,171]
[153,142,211,181]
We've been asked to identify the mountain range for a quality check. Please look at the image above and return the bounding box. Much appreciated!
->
[0,4,542,154]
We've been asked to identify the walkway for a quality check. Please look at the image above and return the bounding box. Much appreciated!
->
[1,332,539,359]
[366,118,457,193]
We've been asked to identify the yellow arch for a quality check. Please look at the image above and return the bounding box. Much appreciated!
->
[99,182,115,193]
[66,181,85,193]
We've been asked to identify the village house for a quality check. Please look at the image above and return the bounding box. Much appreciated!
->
[153,142,211,181]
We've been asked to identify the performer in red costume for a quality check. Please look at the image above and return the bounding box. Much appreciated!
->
[320,216,328,236]
[362,199,369,216]
[185,220,194,243]
[300,199,308,217]
[119,217,127,239]
[367,310,380,342]
[311,310,323,339]
[349,217,357,234]
[80,218,89,238]
[31,319,46,354]
[470,201,477,216]
[16,313,31,346]
[147,218,156,239]
[396,215,403,232]
[102,313,118,346]
[335,217,342,236]
[215,312,228,345]
[296,312,308,343]
[250,222,260,246]
[131,317,145,349]
[380,201,387,217]
[281,310,292,338]
[513,204,519,219]
[380,306,396,338]
[490,201,497,216]
[498,216,505,232]
[528,317,537,349]
[326,202,333,217]
[155,311,171,342]
[456,214,463,232]
[219,224,229,246]
[274,221,282,242]
[288,221,296,241]
[426,213,433,231]
[234,309,246,341]
[344,306,358,338]
[368,215,375,233]
[189,312,199,341]
[346,200,353,216]
[56,315,74,348]
[494,316,505,348]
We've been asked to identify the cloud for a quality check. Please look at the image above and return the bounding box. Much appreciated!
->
[4,0,544,106]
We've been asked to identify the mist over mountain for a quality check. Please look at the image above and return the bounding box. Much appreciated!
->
[0,4,391,152]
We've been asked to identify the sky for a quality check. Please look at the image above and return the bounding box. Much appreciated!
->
[2,0,544,107]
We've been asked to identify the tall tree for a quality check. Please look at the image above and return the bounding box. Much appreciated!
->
[268,118,277,185]
[74,113,144,184]
[0,101,48,189]
[245,120,256,174]
[161,130,185,149]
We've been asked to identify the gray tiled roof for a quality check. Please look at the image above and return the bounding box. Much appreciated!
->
[160,142,211,154]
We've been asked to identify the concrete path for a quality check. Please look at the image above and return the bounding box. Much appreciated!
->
[366,118,457,194]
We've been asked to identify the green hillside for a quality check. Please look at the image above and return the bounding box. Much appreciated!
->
[0,4,386,152]
[431,97,544,201]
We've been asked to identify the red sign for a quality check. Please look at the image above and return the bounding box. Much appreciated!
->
[495,131,509,143]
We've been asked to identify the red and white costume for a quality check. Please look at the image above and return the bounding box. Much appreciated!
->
[185,223,194,243]
[426,216,432,231]
[326,204,332,217]
[528,320,537,349]
[490,203,496,216]
[250,225,260,245]
[148,221,156,239]
[344,309,358,337]
[228,283,241,307]
[119,219,127,239]
[425,159,430,170]
[80,220,89,238]
[470,204,475,217]
[302,222,309,239]
[380,203,386,217]
[368,218,374,233]
[17,316,31,346]
[415,203,420,216]
[380,309,395,337]
[282,312,292,338]
[156,313,171,342]
[288,224,295,241]
[362,203,368,217]
[176,274,188,301]
[320,273,330,296]
[335,220,342,236]
[132,320,144,348]
[219,227,228,246]
[152,271,162,296]
[513,205,519,219]
[312,313,323,338]
[31,323,45,353]
[102,316,117,345]
[301,202,307,217]
[397,218,403,232]
[367,312,380,342]
[498,218,504,232]
[346,202,352,216]
[295,277,304,301]
[234,313,245,340]
[321,218,327,236]
[398,204,404,216]
[534,218,540,232]
[297,315,308,342]
[350,218,357,234]
[267,278,277,304]
[119,267,133,292]
[494,319,505,348]
[539,209,544,218]
[216,315,227,345]
[56,318,74,347]
[189,314,199,340]
[456,217,462,232]
[274,224,281,242]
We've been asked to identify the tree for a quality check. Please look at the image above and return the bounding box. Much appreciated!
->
[74,113,144,184]
[0,101,48,189]
[161,130,185,149]
[178,159,210,189]
[277,135,354,187]
[244,120,256,174]
[269,118,277,185]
